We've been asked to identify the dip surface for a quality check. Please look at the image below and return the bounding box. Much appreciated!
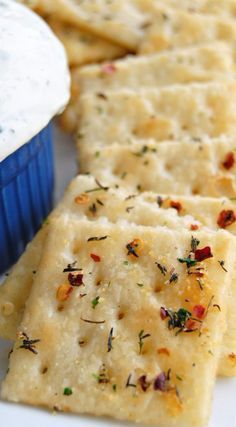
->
[0,0,70,161]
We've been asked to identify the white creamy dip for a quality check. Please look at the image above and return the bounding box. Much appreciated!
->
[0,0,70,161]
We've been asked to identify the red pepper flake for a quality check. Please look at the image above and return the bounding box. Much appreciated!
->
[190,224,199,231]
[160,307,168,320]
[185,319,198,331]
[68,272,83,287]
[222,152,235,170]
[138,375,150,392]
[192,305,205,319]
[57,284,73,302]
[90,253,101,262]
[217,210,236,229]
[74,193,90,204]
[194,246,213,262]
[157,347,170,356]
[170,201,182,213]
[101,63,117,75]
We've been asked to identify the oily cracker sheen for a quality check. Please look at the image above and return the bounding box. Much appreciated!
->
[79,139,236,198]
[2,216,235,427]
[77,82,236,146]
[139,4,236,54]
[1,175,236,376]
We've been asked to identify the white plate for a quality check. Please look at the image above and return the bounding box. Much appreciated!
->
[0,125,236,427]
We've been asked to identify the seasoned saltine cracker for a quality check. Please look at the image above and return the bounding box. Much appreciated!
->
[139,4,236,54]
[2,216,235,427]
[1,175,236,376]
[78,83,236,146]
[76,42,235,92]
[164,0,236,18]
[23,0,149,50]
[61,45,236,134]
[46,18,127,66]
[79,139,236,198]
[18,0,236,53]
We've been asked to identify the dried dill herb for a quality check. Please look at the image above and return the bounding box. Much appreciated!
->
[18,332,40,355]
[91,296,100,309]
[93,365,109,384]
[85,179,109,193]
[125,194,137,201]
[169,272,179,284]
[126,206,134,213]
[133,145,149,157]
[63,387,72,396]
[178,257,197,268]
[107,327,114,352]
[138,330,151,354]
[157,196,163,207]
[155,262,167,276]
[89,203,97,215]
[178,237,212,269]
[63,261,81,273]
[191,236,200,253]
[80,317,105,324]
[87,236,108,242]
[126,374,136,388]
[218,260,228,272]
[160,307,200,335]
[126,239,141,258]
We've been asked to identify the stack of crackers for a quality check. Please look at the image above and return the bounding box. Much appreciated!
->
[2,1,236,426]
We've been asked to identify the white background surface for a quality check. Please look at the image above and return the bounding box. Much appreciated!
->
[0,125,236,427]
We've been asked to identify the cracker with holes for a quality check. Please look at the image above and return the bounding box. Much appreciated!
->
[77,43,235,94]
[162,0,236,18]
[139,4,236,54]
[2,215,235,427]
[46,18,127,66]
[1,175,236,377]
[78,82,236,146]
[60,46,236,134]
[80,139,236,198]
[23,0,149,50]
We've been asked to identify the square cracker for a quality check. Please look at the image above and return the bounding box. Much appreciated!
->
[77,43,235,95]
[21,0,149,50]
[46,18,127,66]
[62,44,235,134]
[1,175,236,377]
[2,215,235,427]
[77,82,236,146]
[139,4,236,54]
[80,139,236,198]
[61,45,235,134]
[163,0,236,18]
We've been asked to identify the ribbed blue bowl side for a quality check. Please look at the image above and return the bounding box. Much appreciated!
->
[0,124,54,273]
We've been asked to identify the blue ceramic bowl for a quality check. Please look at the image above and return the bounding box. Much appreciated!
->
[0,124,54,273]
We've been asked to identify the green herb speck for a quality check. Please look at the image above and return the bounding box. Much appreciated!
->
[63,387,72,396]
